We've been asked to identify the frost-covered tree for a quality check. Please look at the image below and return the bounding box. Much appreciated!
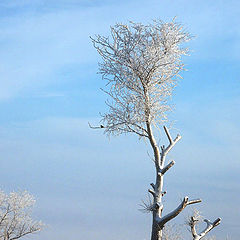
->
[187,210,221,240]
[0,190,43,240]
[91,19,219,240]
[91,19,188,137]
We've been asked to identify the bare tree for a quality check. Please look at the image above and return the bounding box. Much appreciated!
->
[187,209,221,240]
[0,190,43,240]
[91,19,215,240]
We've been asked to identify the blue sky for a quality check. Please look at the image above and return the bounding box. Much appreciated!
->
[0,0,239,239]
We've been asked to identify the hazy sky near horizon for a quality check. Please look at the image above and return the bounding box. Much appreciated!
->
[0,1,239,240]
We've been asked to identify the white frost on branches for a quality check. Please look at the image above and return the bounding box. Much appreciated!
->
[187,209,221,240]
[0,190,43,240]
[162,224,182,240]
[91,19,191,137]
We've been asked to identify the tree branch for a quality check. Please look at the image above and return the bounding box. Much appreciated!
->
[188,210,221,240]
[189,216,198,238]
[157,197,201,228]
[164,132,181,155]
[159,160,175,175]
[187,199,202,205]
[197,218,221,239]
[88,122,105,129]
[163,126,173,144]
[160,126,181,166]
[10,228,41,240]
[148,189,156,197]
[150,183,155,190]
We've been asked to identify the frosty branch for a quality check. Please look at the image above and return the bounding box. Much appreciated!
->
[187,210,221,240]
[157,197,201,228]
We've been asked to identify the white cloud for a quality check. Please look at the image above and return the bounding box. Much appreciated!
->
[0,5,111,99]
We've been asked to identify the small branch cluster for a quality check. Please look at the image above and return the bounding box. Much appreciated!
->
[139,193,155,213]
[187,210,221,240]
[0,190,43,240]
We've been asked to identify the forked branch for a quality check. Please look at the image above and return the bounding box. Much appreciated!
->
[163,126,173,144]
[163,126,182,156]
[189,215,221,240]
[157,197,201,228]
[159,126,181,167]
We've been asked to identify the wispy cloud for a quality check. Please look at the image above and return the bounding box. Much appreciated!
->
[0,0,239,100]
[0,3,118,99]
[0,9,96,99]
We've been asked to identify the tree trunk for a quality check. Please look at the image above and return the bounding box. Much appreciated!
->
[151,174,163,240]
[151,217,162,240]
[147,126,201,240]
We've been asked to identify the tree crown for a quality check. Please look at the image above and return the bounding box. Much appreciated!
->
[0,190,43,240]
[91,19,190,138]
